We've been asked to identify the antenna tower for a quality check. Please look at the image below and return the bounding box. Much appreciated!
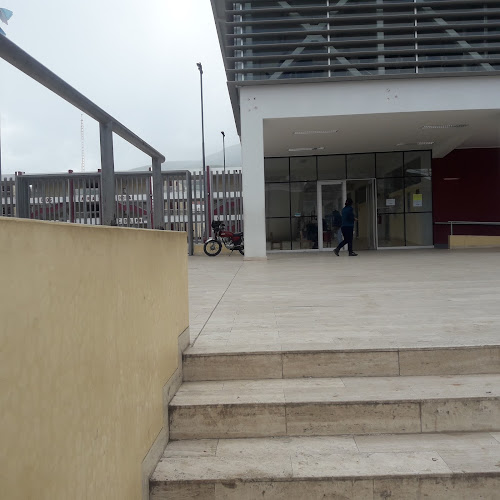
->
[80,114,85,172]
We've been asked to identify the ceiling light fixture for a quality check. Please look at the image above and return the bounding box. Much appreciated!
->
[288,147,325,152]
[396,142,434,146]
[293,130,338,135]
[421,124,468,129]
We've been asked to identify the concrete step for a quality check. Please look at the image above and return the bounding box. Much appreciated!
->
[169,374,500,440]
[183,344,500,381]
[150,432,500,499]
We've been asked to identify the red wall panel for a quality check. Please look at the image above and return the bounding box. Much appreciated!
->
[432,148,500,245]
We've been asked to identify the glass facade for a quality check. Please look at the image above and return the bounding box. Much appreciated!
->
[215,1,500,82]
[265,150,432,250]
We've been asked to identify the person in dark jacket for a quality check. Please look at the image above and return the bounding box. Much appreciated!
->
[334,198,358,256]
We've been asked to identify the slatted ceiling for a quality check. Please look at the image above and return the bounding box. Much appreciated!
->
[224,0,500,80]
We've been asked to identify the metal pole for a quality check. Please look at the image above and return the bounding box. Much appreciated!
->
[99,122,116,226]
[197,62,208,240]
[221,131,226,227]
[152,156,164,229]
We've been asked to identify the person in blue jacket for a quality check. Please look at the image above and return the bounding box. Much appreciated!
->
[334,198,358,257]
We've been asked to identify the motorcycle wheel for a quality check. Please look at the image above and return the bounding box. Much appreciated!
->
[204,239,222,257]
[238,246,244,256]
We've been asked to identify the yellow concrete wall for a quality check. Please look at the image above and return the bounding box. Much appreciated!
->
[0,218,189,500]
[449,235,500,249]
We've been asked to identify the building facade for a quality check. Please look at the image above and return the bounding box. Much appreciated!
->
[211,0,500,257]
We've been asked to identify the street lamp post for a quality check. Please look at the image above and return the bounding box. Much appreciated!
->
[221,131,226,227]
[197,62,209,240]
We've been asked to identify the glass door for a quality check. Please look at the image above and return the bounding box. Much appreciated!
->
[346,179,376,250]
[317,181,346,251]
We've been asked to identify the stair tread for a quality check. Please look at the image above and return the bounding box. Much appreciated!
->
[171,373,500,407]
[151,432,500,483]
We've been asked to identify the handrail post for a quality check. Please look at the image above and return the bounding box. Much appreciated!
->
[152,157,164,230]
[14,172,29,219]
[99,122,116,226]
[450,221,454,236]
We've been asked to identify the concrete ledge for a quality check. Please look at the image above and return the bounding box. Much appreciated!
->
[152,476,500,500]
[150,433,500,499]
[169,374,500,440]
[449,235,500,249]
[142,327,190,500]
[183,346,500,381]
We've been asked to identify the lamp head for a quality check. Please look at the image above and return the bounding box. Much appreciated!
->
[196,62,203,73]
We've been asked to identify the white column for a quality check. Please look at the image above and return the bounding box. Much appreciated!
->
[240,106,267,259]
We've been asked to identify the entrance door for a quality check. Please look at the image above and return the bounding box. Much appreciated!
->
[346,179,376,250]
[317,181,345,251]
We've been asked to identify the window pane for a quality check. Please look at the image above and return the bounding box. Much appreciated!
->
[290,156,317,181]
[377,214,405,247]
[265,157,289,182]
[377,178,404,214]
[404,151,432,177]
[405,177,432,213]
[265,183,290,217]
[376,152,404,178]
[318,155,346,180]
[266,218,291,251]
[347,153,375,178]
[405,213,433,246]
[290,182,317,218]
[292,216,319,249]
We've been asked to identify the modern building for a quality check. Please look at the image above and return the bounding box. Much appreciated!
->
[210,0,500,258]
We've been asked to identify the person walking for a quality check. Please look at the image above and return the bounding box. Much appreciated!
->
[334,198,358,257]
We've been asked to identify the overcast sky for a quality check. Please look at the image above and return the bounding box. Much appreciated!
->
[0,0,239,175]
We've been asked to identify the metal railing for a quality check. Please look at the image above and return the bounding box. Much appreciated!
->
[435,221,500,236]
[2,169,244,255]
[0,36,245,254]
[0,34,165,228]
[210,169,243,234]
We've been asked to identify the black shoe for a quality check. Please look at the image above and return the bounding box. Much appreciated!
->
[349,252,358,256]
[334,248,339,256]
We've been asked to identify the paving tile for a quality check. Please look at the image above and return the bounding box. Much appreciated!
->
[373,476,500,500]
[215,435,358,460]
[439,447,500,473]
[291,451,451,478]
[283,350,399,378]
[215,479,373,499]
[150,482,215,500]
[492,432,500,443]
[163,439,218,458]
[183,353,283,381]
[407,374,500,399]
[421,399,500,432]
[355,432,500,452]
[286,402,421,435]
[169,404,286,440]
[152,456,293,482]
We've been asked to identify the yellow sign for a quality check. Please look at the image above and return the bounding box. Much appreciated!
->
[413,194,423,207]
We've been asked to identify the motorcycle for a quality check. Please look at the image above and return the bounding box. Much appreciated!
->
[204,220,244,256]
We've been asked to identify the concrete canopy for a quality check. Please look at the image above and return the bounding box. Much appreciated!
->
[237,75,500,160]
[263,108,500,159]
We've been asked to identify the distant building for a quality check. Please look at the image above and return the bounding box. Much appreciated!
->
[210,0,500,257]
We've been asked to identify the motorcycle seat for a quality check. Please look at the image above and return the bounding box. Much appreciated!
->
[233,232,243,237]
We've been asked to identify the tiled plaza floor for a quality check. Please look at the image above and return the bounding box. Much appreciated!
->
[187,249,500,353]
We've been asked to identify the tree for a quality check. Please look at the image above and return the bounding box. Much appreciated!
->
[0,8,13,36]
